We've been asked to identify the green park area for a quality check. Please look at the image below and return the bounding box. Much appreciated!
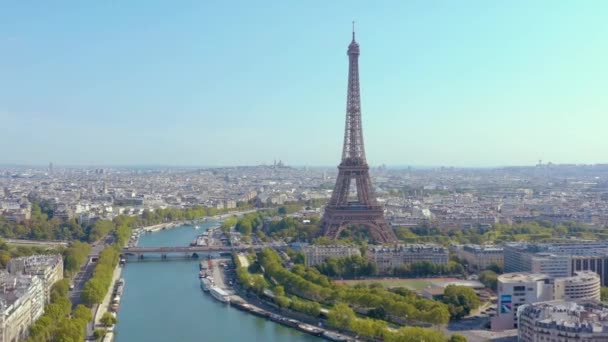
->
[336,277,457,291]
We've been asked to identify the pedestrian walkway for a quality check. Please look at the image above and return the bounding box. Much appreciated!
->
[87,264,122,341]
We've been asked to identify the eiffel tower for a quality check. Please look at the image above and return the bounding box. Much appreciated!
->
[319,26,397,243]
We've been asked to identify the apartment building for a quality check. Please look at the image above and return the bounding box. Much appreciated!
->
[302,245,361,267]
[7,255,63,303]
[367,244,449,274]
[0,272,45,342]
[518,301,608,342]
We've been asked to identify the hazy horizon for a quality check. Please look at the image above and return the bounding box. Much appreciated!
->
[2,1,607,166]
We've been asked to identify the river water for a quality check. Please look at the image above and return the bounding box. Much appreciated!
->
[115,221,320,342]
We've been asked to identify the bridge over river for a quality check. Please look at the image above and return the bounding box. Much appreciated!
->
[121,244,286,258]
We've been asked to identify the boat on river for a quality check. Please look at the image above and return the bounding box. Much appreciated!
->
[200,278,213,291]
[209,286,230,303]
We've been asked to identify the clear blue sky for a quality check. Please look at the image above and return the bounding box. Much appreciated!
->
[1,1,607,167]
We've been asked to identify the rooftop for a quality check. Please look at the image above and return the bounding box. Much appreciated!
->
[498,272,551,284]
[521,300,608,334]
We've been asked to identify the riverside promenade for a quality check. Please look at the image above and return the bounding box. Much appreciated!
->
[140,208,258,232]
[87,262,123,341]
[205,254,355,341]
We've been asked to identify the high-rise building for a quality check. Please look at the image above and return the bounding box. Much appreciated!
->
[319,26,397,243]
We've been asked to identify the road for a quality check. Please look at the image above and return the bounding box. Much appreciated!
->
[122,242,288,255]
[4,238,69,247]
[68,234,114,308]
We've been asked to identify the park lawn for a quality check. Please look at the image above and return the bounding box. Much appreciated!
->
[336,277,457,291]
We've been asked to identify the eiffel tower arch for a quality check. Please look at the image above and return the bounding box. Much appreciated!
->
[319,27,397,244]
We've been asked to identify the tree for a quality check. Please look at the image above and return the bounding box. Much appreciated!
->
[274,285,285,297]
[450,334,468,342]
[73,304,93,322]
[367,306,386,320]
[94,329,107,341]
[443,285,480,320]
[486,263,503,274]
[384,326,447,342]
[479,270,498,291]
[54,318,85,342]
[601,287,608,302]
[328,303,356,330]
[51,279,71,302]
[100,312,117,327]
[426,305,451,326]
[81,278,106,306]
[88,220,114,243]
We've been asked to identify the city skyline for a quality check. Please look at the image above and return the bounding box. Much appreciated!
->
[1,1,607,167]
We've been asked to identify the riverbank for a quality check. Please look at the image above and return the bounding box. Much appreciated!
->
[116,222,319,342]
[140,208,258,232]
[92,263,123,341]
[203,254,354,341]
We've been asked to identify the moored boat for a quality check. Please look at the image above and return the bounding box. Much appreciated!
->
[209,286,230,303]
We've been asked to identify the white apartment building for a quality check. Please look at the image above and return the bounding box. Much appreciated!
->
[7,255,63,304]
[453,244,503,271]
[0,273,45,342]
[368,244,449,274]
[302,245,361,267]
[518,301,608,342]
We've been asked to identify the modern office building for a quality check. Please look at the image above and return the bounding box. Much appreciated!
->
[0,272,45,342]
[493,273,554,330]
[492,271,601,330]
[504,242,608,285]
[367,244,449,274]
[7,255,63,303]
[518,301,608,342]
[553,271,601,302]
[302,245,361,267]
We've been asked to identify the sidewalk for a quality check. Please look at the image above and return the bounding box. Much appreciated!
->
[89,264,122,341]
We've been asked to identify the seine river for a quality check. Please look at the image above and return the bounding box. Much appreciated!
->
[115,221,320,342]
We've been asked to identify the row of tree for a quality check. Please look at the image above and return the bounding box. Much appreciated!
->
[0,203,85,241]
[27,279,93,342]
[80,216,134,306]
[442,285,481,319]
[394,220,608,246]
[256,249,452,325]
[392,260,465,277]
[235,250,470,340]
[63,241,92,276]
[0,238,65,268]
[327,303,466,342]
[0,200,253,244]
[315,255,377,278]
[80,245,121,306]
[140,205,245,226]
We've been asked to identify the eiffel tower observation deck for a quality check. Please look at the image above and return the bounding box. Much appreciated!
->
[319,25,397,243]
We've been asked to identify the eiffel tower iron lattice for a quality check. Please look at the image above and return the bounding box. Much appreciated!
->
[319,26,397,243]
